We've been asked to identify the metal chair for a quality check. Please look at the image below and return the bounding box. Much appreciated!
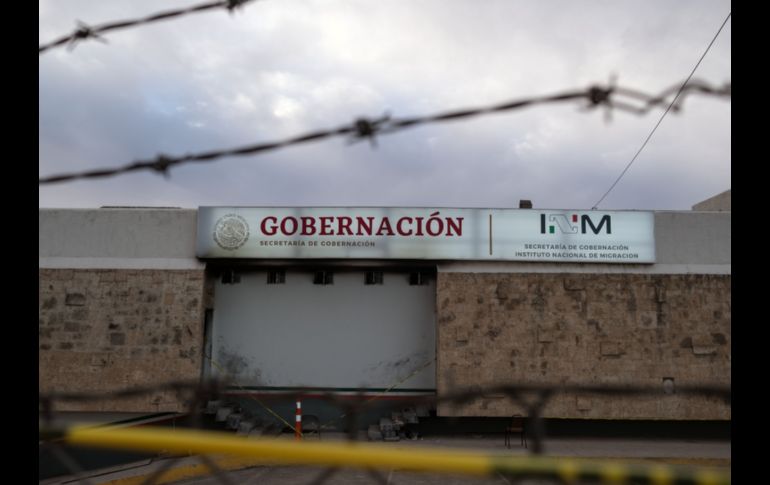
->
[504,414,527,448]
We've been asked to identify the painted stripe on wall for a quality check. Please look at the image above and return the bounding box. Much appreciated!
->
[438,263,730,275]
[39,257,205,270]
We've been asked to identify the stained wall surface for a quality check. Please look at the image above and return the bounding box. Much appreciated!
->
[435,272,731,419]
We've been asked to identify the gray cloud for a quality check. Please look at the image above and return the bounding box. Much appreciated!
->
[39,0,731,210]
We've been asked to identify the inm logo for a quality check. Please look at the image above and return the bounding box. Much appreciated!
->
[540,214,611,235]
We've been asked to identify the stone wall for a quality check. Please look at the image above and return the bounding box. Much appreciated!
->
[436,273,731,420]
[39,269,206,412]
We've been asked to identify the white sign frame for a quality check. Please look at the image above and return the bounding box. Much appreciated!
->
[197,207,655,263]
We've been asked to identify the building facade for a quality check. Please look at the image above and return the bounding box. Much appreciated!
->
[39,206,730,420]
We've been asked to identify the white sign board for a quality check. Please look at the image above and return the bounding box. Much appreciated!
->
[197,207,655,263]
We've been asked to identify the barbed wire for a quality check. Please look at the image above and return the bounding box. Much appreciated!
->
[38,0,256,54]
[39,379,731,485]
[38,79,730,186]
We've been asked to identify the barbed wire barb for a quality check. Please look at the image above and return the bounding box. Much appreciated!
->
[66,21,107,51]
[348,113,392,148]
[226,0,251,13]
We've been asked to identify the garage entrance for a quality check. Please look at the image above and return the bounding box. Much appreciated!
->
[207,268,436,394]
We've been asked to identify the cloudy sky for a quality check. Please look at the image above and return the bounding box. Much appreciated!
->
[39,0,731,211]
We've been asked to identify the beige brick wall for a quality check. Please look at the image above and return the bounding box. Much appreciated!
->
[39,269,206,412]
[436,273,731,420]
